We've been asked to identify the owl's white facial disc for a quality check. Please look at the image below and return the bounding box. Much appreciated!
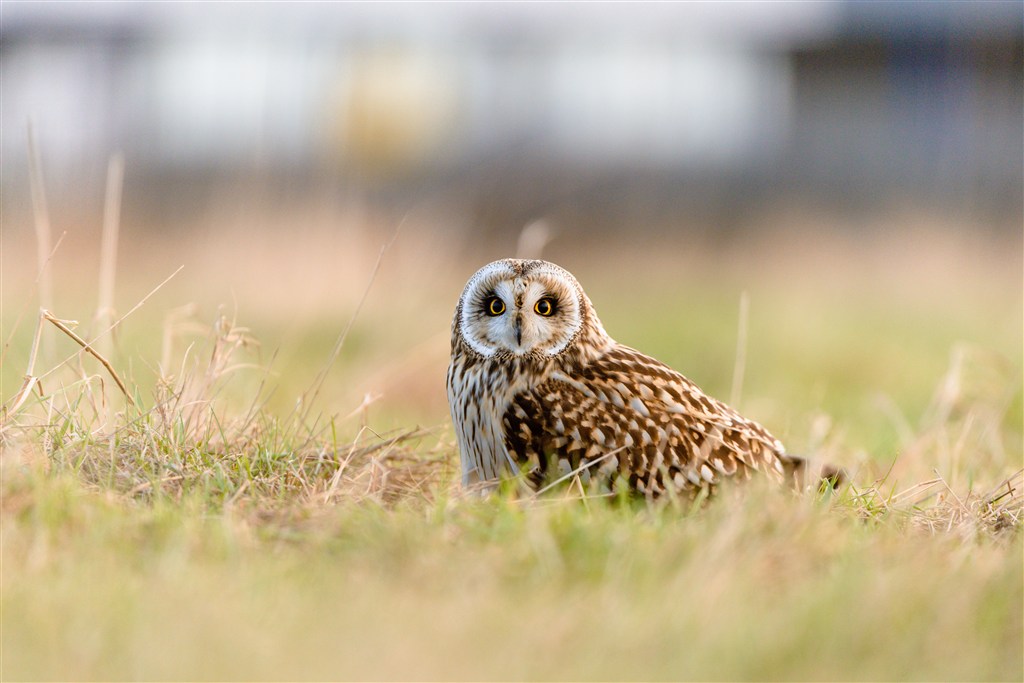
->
[457,259,584,357]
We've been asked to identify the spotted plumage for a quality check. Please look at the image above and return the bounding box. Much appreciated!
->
[447,258,834,497]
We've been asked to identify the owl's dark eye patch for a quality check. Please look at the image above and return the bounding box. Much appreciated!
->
[484,296,506,316]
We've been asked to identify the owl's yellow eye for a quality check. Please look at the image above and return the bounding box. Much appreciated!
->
[534,297,556,317]
[485,297,506,316]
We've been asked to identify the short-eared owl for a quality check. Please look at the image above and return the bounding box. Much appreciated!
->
[447,259,836,497]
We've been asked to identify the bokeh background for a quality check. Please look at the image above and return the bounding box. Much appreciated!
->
[2,1,1022,460]
[3,2,1022,226]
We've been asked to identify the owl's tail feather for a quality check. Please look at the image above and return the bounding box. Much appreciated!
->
[781,455,846,491]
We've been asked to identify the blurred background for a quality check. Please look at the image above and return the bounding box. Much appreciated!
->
[2,1,1021,230]
[2,2,1022,462]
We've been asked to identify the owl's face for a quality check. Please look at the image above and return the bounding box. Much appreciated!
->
[455,259,588,358]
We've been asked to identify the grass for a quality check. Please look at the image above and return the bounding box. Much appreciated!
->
[1,208,1022,680]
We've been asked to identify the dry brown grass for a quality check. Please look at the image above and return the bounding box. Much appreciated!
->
[1,189,1020,679]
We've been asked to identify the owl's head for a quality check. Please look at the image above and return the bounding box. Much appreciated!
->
[453,259,609,358]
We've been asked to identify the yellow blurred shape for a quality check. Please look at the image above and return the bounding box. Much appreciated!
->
[336,49,459,173]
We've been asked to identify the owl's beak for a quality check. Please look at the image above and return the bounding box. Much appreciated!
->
[514,314,523,346]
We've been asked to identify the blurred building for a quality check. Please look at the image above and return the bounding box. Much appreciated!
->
[1,2,1021,230]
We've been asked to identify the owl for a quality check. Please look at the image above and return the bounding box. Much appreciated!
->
[446,258,837,498]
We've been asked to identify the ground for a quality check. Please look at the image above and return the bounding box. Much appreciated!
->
[1,207,1021,680]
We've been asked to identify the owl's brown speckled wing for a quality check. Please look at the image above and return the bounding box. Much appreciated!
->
[502,344,790,496]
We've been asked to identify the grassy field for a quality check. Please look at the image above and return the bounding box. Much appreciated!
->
[1,206,1022,680]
